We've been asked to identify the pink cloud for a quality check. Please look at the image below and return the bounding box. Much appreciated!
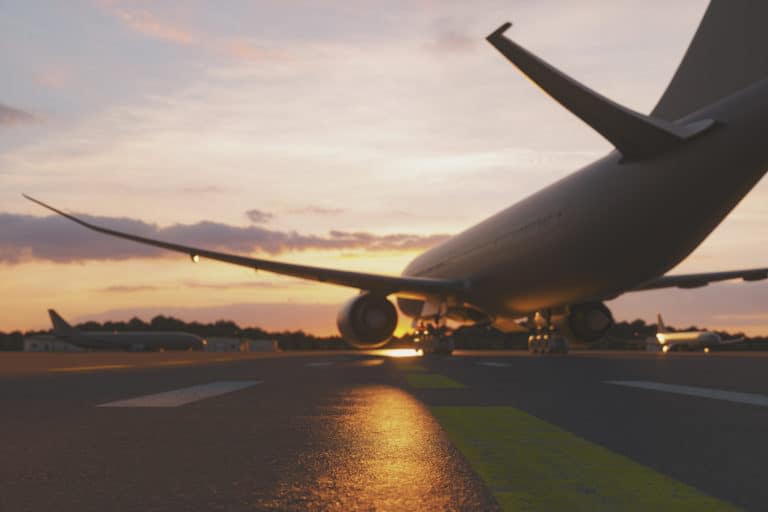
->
[34,65,72,89]
[99,2,196,45]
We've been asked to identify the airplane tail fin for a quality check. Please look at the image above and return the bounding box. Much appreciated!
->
[657,314,667,333]
[49,309,76,337]
[486,23,713,160]
[653,1,768,121]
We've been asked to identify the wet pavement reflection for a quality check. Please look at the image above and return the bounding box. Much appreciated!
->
[257,384,497,511]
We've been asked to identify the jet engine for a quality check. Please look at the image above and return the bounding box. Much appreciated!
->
[337,293,398,349]
[564,302,614,342]
[548,302,614,343]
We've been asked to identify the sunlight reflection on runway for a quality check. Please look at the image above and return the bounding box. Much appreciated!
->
[368,348,422,358]
[259,385,490,510]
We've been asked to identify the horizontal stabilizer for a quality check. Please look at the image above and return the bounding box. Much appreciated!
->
[486,23,714,160]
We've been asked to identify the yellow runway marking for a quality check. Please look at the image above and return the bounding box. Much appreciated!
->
[432,406,736,511]
[150,360,197,367]
[49,364,135,373]
[391,361,428,372]
[405,373,465,389]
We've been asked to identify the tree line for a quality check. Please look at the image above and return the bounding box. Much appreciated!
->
[0,315,765,351]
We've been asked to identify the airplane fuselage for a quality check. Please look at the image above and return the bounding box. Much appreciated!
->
[653,331,721,351]
[62,331,204,351]
[403,79,768,320]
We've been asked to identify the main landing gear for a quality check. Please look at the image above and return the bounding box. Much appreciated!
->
[528,311,569,354]
[414,324,455,356]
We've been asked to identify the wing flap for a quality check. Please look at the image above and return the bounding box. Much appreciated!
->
[486,22,714,160]
[24,195,466,299]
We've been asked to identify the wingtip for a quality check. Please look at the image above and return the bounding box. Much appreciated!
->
[487,21,513,42]
[22,193,48,209]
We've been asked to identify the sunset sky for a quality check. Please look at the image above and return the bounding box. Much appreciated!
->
[2,0,767,336]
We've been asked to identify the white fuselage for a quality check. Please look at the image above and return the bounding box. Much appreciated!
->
[401,80,768,321]
[649,331,722,352]
[65,331,204,351]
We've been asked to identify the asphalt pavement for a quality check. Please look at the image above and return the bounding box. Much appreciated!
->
[0,350,765,511]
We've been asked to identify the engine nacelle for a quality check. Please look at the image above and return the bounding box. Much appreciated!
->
[567,302,614,342]
[337,294,398,349]
[551,302,614,343]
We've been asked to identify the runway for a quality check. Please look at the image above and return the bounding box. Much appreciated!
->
[0,350,765,511]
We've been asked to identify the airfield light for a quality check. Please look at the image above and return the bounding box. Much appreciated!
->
[704,347,710,354]
[191,253,200,263]
[662,345,670,353]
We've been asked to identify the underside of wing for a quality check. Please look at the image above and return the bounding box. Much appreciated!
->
[633,267,768,291]
[24,195,466,300]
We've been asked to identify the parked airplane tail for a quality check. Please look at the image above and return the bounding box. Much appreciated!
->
[653,0,768,121]
[48,309,77,337]
[657,313,667,334]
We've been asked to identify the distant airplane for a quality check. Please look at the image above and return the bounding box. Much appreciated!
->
[25,2,768,354]
[647,314,744,353]
[48,310,205,351]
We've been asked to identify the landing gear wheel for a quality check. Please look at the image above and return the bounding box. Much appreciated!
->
[547,335,569,354]
[528,322,569,354]
[418,325,455,356]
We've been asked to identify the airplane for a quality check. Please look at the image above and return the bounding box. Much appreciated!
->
[24,2,768,354]
[47,309,206,351]
[647,314,744,353]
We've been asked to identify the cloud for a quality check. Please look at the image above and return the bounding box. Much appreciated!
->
[327,230,449,251]
[105,5,195,45]
[245,209,274,224]
[97,280,299,293]
[288,206,345,216]
[220,38,285,62]
[99,2,284,62]
[0,103,36,126]
[181,185,227,194]
[0,212,449,264]
[427,18,477,53]
[182,280,300,290]
[101,284,161,293]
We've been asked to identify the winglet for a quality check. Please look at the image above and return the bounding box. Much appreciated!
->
[486,22,715,160]
[486,21,513,42]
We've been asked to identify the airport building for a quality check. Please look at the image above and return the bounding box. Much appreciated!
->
[204,337,279,352]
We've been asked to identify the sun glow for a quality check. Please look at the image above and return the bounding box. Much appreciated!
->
[369,348,422,358]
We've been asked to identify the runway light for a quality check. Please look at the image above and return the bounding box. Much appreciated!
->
[704,347,710,354]
[191,253,200,263]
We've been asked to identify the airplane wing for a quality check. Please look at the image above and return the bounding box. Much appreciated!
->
[633,268,768,291]
[23,195,467,299]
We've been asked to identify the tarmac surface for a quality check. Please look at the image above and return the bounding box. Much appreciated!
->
[1,349,766,511]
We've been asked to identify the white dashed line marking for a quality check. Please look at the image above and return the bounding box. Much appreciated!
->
[476,361,510,367]
[98,381,261,408]
[606,381,768,408]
